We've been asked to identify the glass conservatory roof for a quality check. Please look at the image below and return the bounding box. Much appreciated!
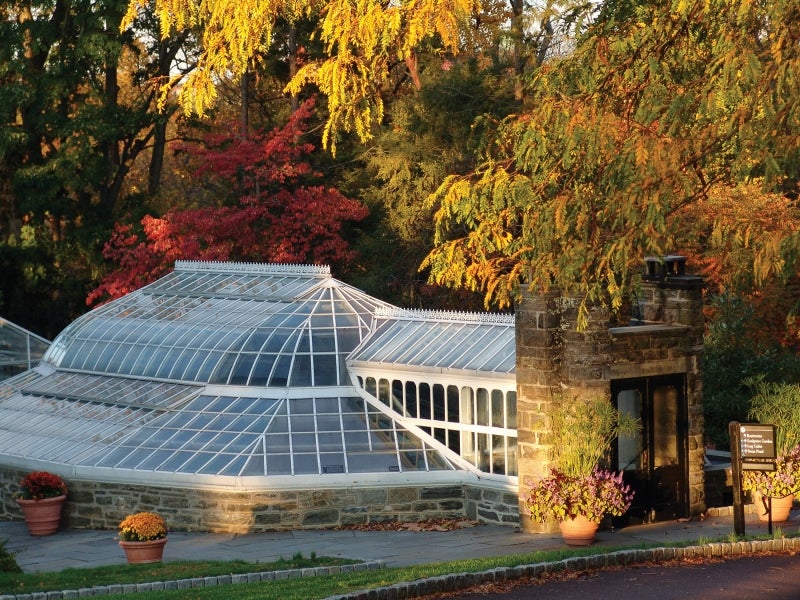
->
[348,308,515,377]
[43,261,394,387]
[0,369,455,479]
[1,262,511,487]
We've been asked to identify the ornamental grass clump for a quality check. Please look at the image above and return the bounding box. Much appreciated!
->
[18,471,67,500]
[118,512,167,542]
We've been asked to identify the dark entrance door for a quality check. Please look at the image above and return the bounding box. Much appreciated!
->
[612,375,688,523]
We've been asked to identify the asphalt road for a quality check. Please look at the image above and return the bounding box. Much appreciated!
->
[429,552,800,599]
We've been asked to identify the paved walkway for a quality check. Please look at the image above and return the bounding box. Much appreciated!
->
[2,510,797,574]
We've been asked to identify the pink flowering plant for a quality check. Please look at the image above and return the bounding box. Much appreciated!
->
[18,471,67,500]
[526,396,640,525]
[526,467,634,523]
[742,443,800,498]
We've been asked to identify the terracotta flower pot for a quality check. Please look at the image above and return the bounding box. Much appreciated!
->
[119,538,168,564]
[17,495,66,536]
[558,514,599,546]
[753,492,794,523]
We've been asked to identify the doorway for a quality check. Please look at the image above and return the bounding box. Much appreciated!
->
[612,375,689,523]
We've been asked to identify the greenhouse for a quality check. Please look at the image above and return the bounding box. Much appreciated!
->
[0,261,519,531]
[0,318,50,382]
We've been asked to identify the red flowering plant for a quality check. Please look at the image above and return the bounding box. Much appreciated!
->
[18,471,67,500]
[118,512,167,542]
[526,467,634,523]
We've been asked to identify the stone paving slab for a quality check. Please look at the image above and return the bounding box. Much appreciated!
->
[1,512,798,574]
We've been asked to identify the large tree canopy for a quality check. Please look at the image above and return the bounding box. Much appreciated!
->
[421,0,800,325]
[123,0,574,152]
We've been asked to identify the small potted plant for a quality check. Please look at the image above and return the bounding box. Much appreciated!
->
[525,396,639,545]
[118,512,168,564]
[16,471,68,536]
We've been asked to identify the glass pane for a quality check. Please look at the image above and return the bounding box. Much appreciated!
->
[447,385,459,423]
[617,389,643,470]
[419,383,431,419]
[289,355,311,386]
[268,354,292,386]
[313,354,338,385]
[266,454,292,475]
[293,453,319,474]
[433,384,445,421]
[506,391,517,429]
[317,432,343,451]
[476,388,490,427]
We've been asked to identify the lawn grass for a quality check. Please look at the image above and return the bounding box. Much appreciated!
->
[3,530,797,599]
[0,545,645,599]
[0,554,355,596]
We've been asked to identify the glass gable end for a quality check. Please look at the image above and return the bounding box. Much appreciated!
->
[0,317,50,381]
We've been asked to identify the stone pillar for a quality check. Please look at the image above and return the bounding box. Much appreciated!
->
[515,290,613,532]
[515,289,561,533]
[516,256,707,529]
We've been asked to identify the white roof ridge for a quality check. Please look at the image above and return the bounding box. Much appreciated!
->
[174,260,331,276]
[374,306,514,325]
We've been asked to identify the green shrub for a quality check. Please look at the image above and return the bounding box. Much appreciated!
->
[0,539,21,574]
[703,293,800,449]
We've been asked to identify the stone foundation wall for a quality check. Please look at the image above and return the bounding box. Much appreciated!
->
[0,467,519,532]
[464,485,520,526]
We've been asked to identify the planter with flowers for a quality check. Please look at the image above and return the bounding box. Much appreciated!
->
[742,378,800,522]
[525,396,639,545]
[16,471,68,535]
[118,512,168,564]
[742,443,800,522]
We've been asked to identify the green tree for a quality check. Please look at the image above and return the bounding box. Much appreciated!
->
[0,0,196,335]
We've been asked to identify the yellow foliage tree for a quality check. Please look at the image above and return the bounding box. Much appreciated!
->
[123,0,479,153]
[421,0,800,325]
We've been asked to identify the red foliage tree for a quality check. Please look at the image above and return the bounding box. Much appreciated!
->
[674,184,800,351]
[88,99,368,306]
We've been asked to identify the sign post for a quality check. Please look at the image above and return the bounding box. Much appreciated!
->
[729,422,777,536]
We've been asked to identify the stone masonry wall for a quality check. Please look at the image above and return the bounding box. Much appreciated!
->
[0,467,518,531]
[464,485,519,526]
[515,262,706,531]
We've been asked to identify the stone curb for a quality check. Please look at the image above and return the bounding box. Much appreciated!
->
[0,560,385,600]
[321,537,800,600]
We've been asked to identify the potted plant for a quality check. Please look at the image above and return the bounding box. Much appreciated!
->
[742,443,800,522]
[16,471,68,536]
[742,378,800,521]
[118,512,168,564]
[525,396,639,545]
